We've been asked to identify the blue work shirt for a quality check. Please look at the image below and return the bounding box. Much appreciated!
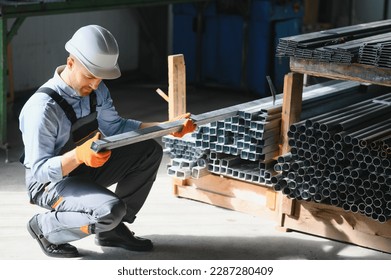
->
[19,65,141,184]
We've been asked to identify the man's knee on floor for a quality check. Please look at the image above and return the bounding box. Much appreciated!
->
[94,198,126,232]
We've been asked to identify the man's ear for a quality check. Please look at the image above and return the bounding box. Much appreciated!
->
[67,56,75,69]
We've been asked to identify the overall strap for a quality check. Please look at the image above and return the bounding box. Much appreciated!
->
[89,91,97,113]
[38,87,97,123]
[38,87,77,124]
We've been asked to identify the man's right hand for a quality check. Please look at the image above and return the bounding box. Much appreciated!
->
[75,132,111,167]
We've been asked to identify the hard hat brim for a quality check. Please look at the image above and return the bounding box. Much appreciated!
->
[65,42,121,80]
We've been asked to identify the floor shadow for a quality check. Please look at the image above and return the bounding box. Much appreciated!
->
[77,234,391,260]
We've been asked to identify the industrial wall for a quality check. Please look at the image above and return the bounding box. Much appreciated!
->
[7,0,390,93]
[10,8,139,92]
[322,0,386,26]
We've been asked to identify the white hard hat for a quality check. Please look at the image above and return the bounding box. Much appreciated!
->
[65,25,121,79]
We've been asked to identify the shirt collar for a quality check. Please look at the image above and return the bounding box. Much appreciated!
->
[53,65,81,99]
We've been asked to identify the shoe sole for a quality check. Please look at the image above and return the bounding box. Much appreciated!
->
[27,219,80,258]
[95,239,153,252]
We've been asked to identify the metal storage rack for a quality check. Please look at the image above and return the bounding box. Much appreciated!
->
[278,57,391,253]
[174,56,391,253]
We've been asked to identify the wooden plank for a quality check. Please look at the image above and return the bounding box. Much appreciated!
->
[280,196,295,216]
[282,200,391,253]
[173,173,281,220]
[156,88,169,102]
[168,54,186,119]
[175,185,277,219]
[183,174,276,210]
[280,72,303,155]
[266,189,277,211]
[290,57,391,86]
[277,72,303,228]
[275,196,295,229]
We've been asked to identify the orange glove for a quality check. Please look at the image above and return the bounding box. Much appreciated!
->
[75,132,111,167]
[171,118,197,138]
[169,112,191,122]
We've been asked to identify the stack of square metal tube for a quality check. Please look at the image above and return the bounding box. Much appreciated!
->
[162,105,281,184]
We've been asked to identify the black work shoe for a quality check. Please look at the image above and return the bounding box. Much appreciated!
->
[95,222,153,251]
[27,215,79,258]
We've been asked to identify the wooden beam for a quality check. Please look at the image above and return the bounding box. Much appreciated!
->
[174,176,279,220]
[277,72,303,228]
[168,54,186,119]
[156,88,169,102]
[280,72,303,155]
[290,57,391,86]
[283,200,391,253]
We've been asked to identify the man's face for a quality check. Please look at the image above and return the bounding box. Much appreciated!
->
[68,56,102,97]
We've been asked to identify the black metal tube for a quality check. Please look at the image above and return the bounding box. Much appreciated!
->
[343,117,391,144]
[319,103,385,132]
[273,183,283,191]
[364,205,374,216]
[343,203,351,212]
[307,92,391,126]
[357,186,366,196]
[322,188,331,198]
[350,204,359,213]
[308,185,318,195]
[274,163,282,172]
[345,176,354,185]
[277,152,293,163]
[360,129,391,148]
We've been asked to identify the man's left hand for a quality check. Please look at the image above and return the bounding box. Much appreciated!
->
[171,118,196,138]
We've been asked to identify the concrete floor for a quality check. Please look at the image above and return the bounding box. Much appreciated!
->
[1,81,391,260]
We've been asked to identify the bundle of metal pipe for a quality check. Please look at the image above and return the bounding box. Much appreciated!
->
[272,93,391,223]
[276,19,391,65]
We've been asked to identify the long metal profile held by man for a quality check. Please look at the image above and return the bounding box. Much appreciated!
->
[91,97,278,152]
[91,78,361,153]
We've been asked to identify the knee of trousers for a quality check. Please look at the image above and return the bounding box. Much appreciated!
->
[94,198,126,233]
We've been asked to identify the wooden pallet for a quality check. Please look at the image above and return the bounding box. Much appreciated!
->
[172,174,279,220]
[173,173,391,253]
[280,197,391,253]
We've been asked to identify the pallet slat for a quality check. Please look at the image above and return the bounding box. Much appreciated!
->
[173,174,279,220]
[282,198,391,253]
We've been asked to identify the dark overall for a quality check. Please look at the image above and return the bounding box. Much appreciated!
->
[25,88,163,244]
